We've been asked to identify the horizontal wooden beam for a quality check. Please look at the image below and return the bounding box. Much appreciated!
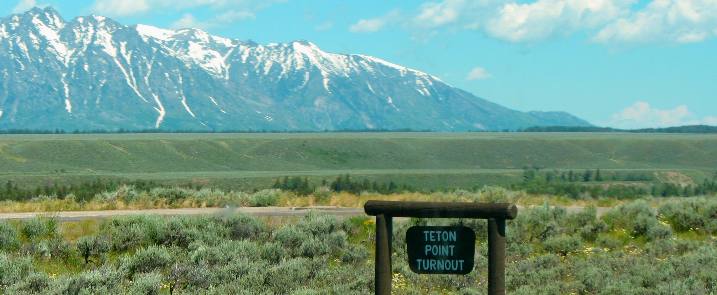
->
[364,201,518,220]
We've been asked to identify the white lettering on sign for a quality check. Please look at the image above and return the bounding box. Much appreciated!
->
[407,226,474,274]
[415,259,465,271]
[424,244,456,256]
[423,230,457,242]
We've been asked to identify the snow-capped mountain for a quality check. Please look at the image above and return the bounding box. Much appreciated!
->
[0,7,590,131]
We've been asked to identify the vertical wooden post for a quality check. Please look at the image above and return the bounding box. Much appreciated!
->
[488,218,506,295]
[375,214,392,295]
[387,215,393,262]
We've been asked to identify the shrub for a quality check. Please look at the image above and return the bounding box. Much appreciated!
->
[246,189,280,207]
[476,186,518,203]
[0,253,33,287]
[96,185,140,203]
[265,258,316,294]
[189,241,262,269]
[645,239,677,257]
[7,272,52,294]
[564,207,608,242]
[122,246,172,277]
[602,200,670,240]
[296,213,343,236]
[149,187,193,203]
[0,222,20,251]
[62,266,123,294]
[109,223,148,251]
[261,242,286,263]
[658,199,717,234]
[77,235,111,264]
[103,216,163,251]
[116,185,140,202]
[36,237,75,262]
[274,226,305,249]
[543,234,582,256]
[129,272,163,295]
[21,217,57,241]
[325,231,348,251]
[191,244,232,267]
[511,205,566,242]
[220,214,265,240]
[156,218,201,248]
[596,235,623,250]
[167,263,193,294]
[341,245,369,263]
[646,224,672,241]
[299,238,330,258]
[166,261,235,292]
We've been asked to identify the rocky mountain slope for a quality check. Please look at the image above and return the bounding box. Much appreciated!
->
[0,7,590,131]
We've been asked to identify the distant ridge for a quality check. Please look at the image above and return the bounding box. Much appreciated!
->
[521,125,717,134]
[0,7,591,131]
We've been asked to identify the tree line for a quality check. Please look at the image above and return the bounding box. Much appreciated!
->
[2,179,162,202]
[272,175,412,195]
[515,167,717,199]
[521,125,717,133]
[0,128,431,135]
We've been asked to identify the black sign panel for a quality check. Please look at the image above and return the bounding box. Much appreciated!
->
[406,226,475,275]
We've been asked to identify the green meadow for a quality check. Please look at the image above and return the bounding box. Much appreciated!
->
[0,132,715,190]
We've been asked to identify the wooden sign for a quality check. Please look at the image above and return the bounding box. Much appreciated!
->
[406,226,476,275]
[365,201,517,295]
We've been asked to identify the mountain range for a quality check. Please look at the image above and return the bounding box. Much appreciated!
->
[0,7,591,131]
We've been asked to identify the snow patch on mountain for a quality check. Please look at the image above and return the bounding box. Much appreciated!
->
[366,82,375,94]
[151,93,166,128]
[61,73,72,113]
[0,25,8,39]
[32,16,72,65]
[136,24,174,42]
[186,41,226,76]
[96,27,117,58]
[387,96,399,111]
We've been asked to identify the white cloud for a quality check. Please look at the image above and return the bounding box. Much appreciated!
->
[171,10,254,29]
[487,0,631,42]
[704,116,717,125]
[315,21,334,31]
[12,0,45,13]
[413,0,464,28]
[607,101,717,129]
[410,0,717,44]
[92,0,150,16]
[466,67,491,80]
[349,19,386,33]
[215,10,255,23]
[594,0,717,43]
[349,10,400,33]
[172,13,202,29]
[91,0,284,18]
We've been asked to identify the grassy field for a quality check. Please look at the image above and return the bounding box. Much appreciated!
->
[1,132,715,190]
[1,132,716,293]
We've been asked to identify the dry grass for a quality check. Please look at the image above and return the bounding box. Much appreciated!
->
[60,219,101,241]
[0,186,689,214]
[280,188,629,209]
[280,191,451,208]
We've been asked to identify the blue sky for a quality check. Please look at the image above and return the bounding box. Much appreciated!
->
[2,0,716,128]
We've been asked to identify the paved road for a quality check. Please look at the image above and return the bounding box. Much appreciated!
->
[0,205,610,221]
